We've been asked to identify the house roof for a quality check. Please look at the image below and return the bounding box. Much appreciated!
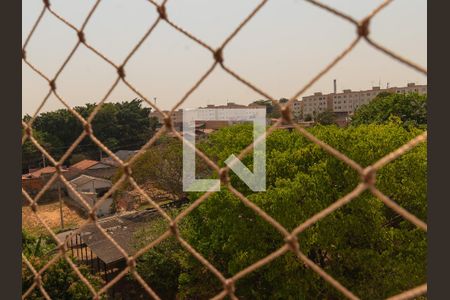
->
[60,199,188,265]
[69,174,112,187]
[115,150,138,161]
[78,210,162,264]
[22,166,67,179]
[101,150,138,166]
[69,159,99,171]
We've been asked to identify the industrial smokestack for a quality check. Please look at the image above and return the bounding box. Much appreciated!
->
[333,79,337,94]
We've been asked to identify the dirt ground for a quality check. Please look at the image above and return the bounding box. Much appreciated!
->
[22,197,88,236]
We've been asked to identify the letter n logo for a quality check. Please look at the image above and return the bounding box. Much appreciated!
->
[182,108,266,192]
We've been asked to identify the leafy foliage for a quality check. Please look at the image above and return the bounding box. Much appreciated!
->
[114,136,212,198]
[22,129,64,173]
[22,230,104,299]
[316,110,336,125]
[22,99,158,171]
[250,99,281,118]
[132,211,187,299]
[136,122,426,299]
[351,92,427,128]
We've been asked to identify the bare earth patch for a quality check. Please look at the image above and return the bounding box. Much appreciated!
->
[22,198,87,235]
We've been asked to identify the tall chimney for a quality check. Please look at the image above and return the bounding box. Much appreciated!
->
[333,79,337,94]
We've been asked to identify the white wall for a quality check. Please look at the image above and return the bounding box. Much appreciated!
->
[68,178,113,217]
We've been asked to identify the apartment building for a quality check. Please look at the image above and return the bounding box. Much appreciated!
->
[302,82,427,119]
[149,102,267,130]
[288,99,303,120]
[302,92,331,118]
[149,109,184,129]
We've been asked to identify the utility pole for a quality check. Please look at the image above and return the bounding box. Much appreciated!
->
[58,180,64,229]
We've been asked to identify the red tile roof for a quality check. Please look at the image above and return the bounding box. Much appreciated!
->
[69,159,99,171]
[22,166,67,179]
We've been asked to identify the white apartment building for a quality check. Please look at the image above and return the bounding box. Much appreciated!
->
[149,102,265,128]
[302,92,330,117]
[302,82,427,118]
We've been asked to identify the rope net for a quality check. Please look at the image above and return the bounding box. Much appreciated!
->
[22,0,427,299]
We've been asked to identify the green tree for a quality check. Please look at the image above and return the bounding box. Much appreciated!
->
[132,211,187,299]
[250,100,281,118]
[114,138,185,198]
[21,129,64,171]
[22,230,104,299]
[316,110,336,125]
[134,123,426,299]
[22,99,158,170]
[180,123,426,299]
[351,92,427,128]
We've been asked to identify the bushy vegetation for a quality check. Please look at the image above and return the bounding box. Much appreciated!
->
[113,135,212,198]
[22,230,104,299]
[351,92,427,128]
[133,122,426,299]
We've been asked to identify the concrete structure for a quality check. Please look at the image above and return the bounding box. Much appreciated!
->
[302,82,427,120]
[68,175,113,217]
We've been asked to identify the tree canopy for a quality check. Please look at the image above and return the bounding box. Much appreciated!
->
[22,230,104,299]
[134,122,426,299]
[22,99,158,171]
[250,99,281,118]
[316,109,336,125]
[351,92,427,128]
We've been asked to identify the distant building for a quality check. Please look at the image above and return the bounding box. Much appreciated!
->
[283,99,303,120]
[302,82,427,120]
[149,109,184,130]
[150,102,267,130]
[302,92,332,119]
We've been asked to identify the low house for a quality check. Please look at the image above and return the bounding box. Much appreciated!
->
[68,175,113,217]
[65,159,117,180]
[22,166,68,202]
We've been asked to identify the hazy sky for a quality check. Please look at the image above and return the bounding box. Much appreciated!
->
[22,0,427,115]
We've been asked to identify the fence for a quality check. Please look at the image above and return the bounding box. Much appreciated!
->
[22,0,427,299]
